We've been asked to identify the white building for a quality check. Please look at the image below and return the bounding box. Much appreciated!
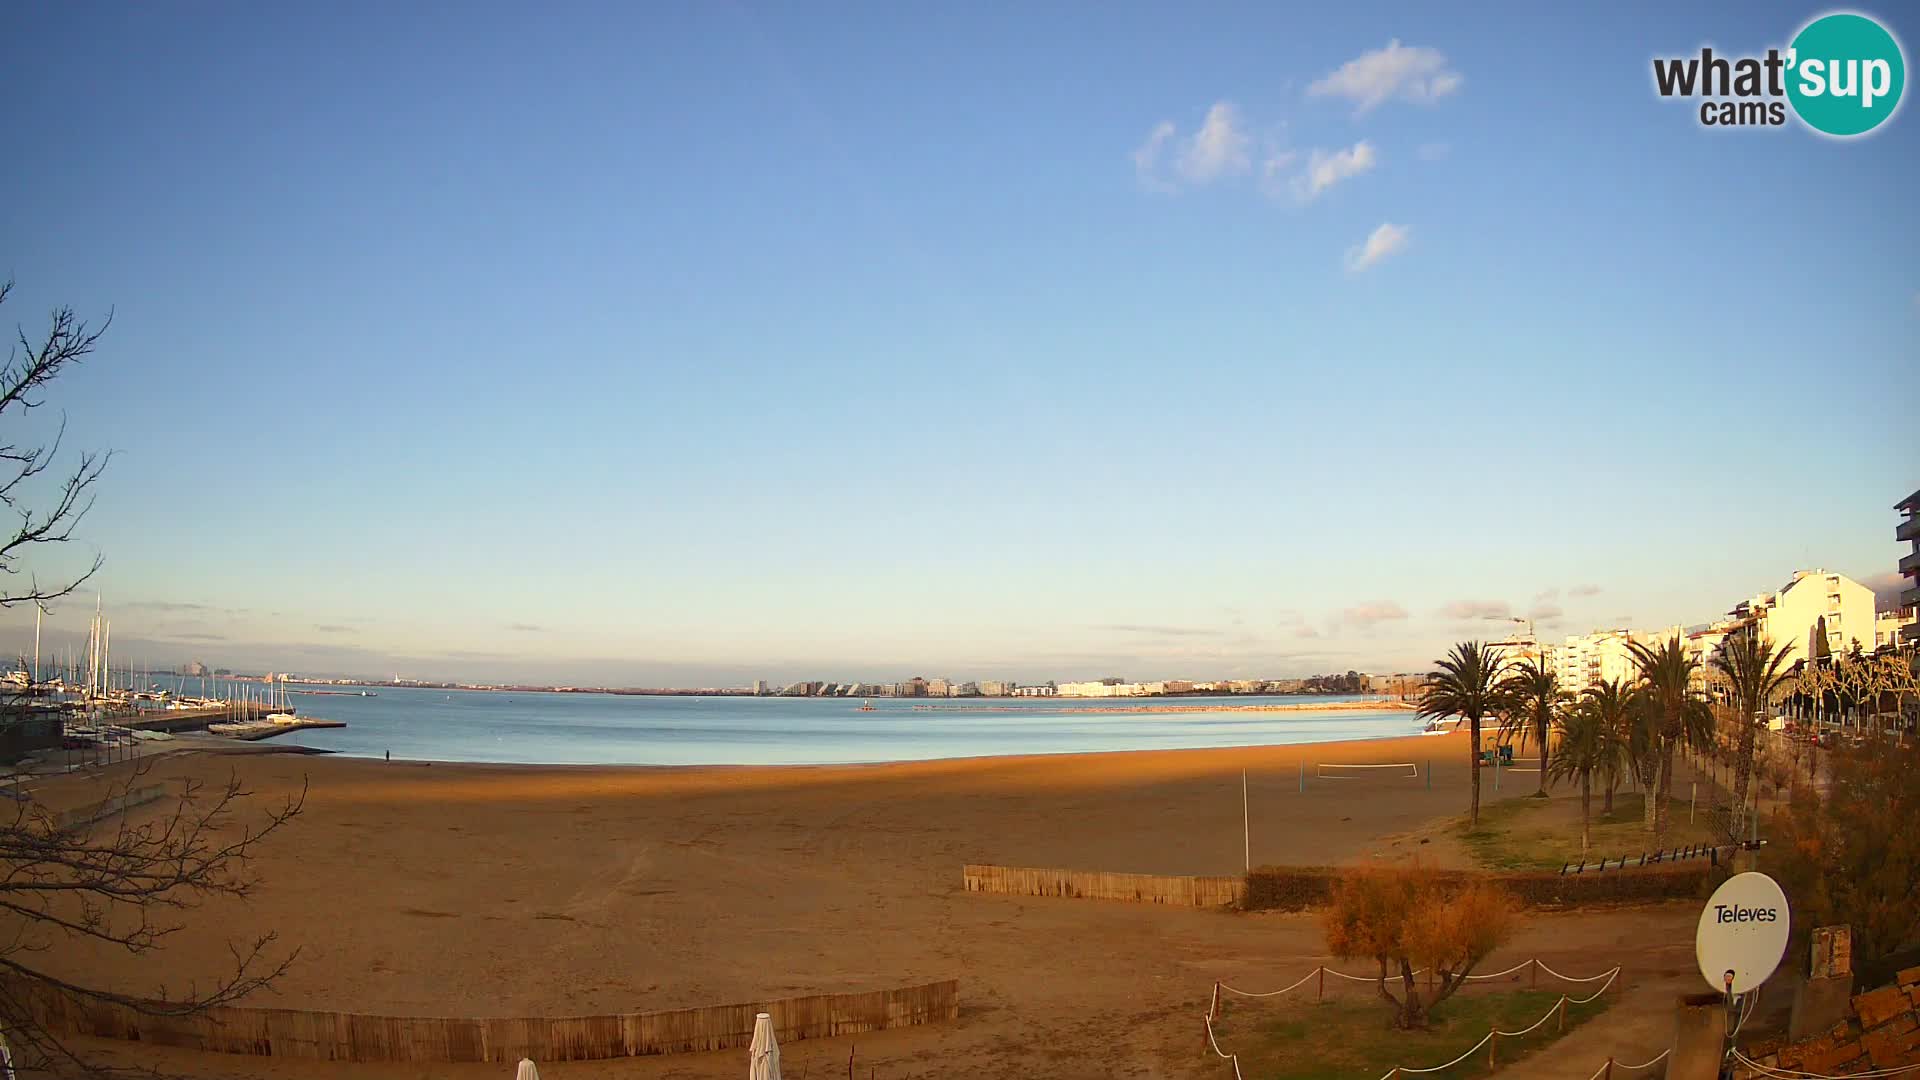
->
[1554,629,1642,696]
[1877,610,1916,650]
[1057,680,1148,698]
[1724,569,1876,661]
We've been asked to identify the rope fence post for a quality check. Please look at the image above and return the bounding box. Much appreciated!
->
[1488,1031,1497,1069]
[1605,1056,1613,1079]
[1531,958,1538,988]
[1557,996,1566,1032]
[1209,981,1219,1023]
[1318,965,1325,1002]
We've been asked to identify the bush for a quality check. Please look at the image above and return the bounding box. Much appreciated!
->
[1243,863,1706,912]
[1242,866,1337,910]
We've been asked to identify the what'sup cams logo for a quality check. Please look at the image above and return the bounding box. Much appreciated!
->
[1653,11,1906,136]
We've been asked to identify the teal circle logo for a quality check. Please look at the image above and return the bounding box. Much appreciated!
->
[1787,12,1906,136]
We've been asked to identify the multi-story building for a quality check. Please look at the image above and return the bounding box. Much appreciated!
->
[751,679,768,695]
[926,677,951,698]
[977,680,1013,696]
[1877,611,1916,650]
[1899,489,1920,645]
[1553,629,1667,696]
[1724,569,1876,661]
[1058,680,1149,697]
[1011,683,1057,697]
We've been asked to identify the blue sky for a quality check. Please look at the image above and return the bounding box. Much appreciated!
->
[2,2,1914,685]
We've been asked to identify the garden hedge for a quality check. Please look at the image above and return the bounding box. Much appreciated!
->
[1241,863,1711,912]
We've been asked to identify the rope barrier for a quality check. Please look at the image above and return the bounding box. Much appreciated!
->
[1731,1049,1920,1078]
[1535,960,1621,983]
[1211,966,1620,1080]
[1201,1011,1246,1080]
[1218,958,1614,996]
[1376,1029,1494,1077]
[1218,967,1325,998]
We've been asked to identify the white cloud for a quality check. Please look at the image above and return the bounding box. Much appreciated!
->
[1293,141,1377,201]
[1342,601,1408,625]
[1131,121,1177,192]
[1132,102,1252,190]
[1441,600,1512,621]
[1308,40,1463,113]
[1179,102,1252,182]
[1344,223,1410,273]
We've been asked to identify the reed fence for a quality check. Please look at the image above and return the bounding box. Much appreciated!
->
[17,977,958,1063]
[962,863,1244,907]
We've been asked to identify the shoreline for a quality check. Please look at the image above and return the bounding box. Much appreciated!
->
[274,727,1468,780]
[907,698,1416,714]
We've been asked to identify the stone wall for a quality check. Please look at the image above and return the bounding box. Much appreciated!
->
[1737,966,1920,1076]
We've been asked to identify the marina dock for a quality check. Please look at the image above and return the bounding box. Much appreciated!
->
[206,716,347,741]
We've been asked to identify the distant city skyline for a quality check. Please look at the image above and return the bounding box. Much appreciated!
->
[3,4,1914,684]
[3,562,1907,687]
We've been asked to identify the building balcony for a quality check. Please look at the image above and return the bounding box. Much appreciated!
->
[1900,515,1920,543]
[1902,549,1920,575]
[1906,585,1920,611]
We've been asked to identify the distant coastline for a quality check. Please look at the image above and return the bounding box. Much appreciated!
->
[906,698,1417,714]
[281,679,1415,703]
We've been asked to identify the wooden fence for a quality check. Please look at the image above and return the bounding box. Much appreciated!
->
[19,978,958,1063]
[962,863,1244,907]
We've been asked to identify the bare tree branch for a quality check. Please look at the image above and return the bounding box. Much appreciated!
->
[0,279,114,610]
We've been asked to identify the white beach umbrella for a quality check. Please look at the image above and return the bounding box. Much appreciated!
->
[749,1011,782,1080]
[514,1058,540,1080]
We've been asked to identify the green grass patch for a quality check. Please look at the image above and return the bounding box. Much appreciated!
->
[1457,792,1723,872]
[1209,987,1610,1080]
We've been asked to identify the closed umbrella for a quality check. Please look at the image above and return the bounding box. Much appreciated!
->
[514,1059,539,1080]
[749,1012,781,1080]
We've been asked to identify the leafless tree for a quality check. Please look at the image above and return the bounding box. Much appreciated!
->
[1,279,113,612]
[1,760,306,1077]
[0,280,305,1076]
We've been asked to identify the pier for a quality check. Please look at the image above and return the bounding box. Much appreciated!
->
[206,717,347,741]
[119,701,296,733]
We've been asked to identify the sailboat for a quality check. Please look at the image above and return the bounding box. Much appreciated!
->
[857,699,876,712]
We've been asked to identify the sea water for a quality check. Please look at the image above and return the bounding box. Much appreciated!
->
[270,686,1422,765]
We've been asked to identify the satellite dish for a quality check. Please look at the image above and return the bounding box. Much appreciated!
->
[1696,871,1790,995]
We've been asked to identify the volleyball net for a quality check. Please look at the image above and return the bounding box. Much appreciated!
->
[1315,762,1420,780]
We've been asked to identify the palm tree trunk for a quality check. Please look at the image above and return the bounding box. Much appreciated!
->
[1655,738,1676,847]
[1537,716,1549,796]
[1642,756,1657,834]
[1730,713,1756,845]
[1603,775,1615,815]
[1469,715,1482,825]
[1580,772,1592,858]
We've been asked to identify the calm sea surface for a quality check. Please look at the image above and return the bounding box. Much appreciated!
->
[253,686,1422,765]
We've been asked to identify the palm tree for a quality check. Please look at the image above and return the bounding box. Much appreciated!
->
[1581,678,1637,815]
[1627,635,1714,846]
[1499,655,1562,797]
[1548,697,1629,859]
[1418,641,1508,826]
[1710,628,1796,844]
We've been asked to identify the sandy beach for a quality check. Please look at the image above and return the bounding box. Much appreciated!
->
[31,731,1708,1079]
